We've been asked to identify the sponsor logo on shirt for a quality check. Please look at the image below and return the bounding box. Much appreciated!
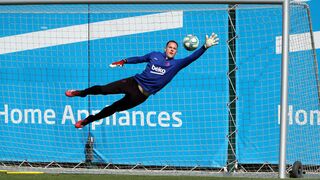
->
[150,64,166,75]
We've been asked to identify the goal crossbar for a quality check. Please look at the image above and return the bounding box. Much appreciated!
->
[0,0,285,5]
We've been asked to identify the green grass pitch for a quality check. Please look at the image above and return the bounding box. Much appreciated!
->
[0,174,284,180]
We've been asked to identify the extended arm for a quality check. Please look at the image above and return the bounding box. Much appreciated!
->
[109,52,153,68]
[180,33,219,68]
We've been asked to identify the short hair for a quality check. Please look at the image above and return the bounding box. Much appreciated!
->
[166,40,178,48]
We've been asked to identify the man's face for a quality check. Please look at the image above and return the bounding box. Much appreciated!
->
[165,42,178,59]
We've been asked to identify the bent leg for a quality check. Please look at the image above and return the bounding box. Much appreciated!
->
[84,93,148,125]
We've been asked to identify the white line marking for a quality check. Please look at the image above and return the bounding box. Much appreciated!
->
[276,31,320,54]
[0,11,183,55]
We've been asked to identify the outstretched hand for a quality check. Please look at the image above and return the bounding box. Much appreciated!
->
[109,59,126,68]
[204,33,219,49]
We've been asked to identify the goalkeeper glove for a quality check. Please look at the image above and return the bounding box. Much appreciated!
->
[204,33,219,49]
[109,59,126,68]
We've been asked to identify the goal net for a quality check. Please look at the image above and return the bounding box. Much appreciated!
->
[236,3,320,177]
[0,2,318,178]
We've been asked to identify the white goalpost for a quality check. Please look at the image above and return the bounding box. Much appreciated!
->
[1,0,319,179]
[280,0,290,178]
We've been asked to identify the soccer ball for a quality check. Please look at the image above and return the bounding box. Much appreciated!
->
[183,34,199,51]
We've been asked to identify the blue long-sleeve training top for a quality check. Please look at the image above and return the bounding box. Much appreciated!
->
[126,45,207,95]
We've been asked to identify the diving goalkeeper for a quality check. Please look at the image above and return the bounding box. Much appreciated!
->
[65,33,219,128]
